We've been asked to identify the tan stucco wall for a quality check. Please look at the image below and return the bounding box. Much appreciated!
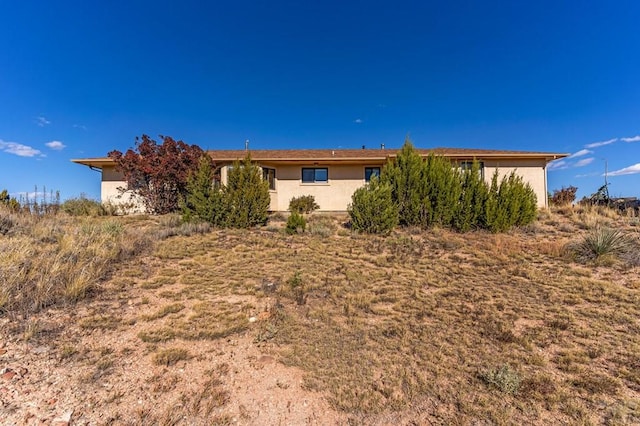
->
[483,159,548,208]
[101,159,549,213]
[101,166,145,212]
[269,164,380,211]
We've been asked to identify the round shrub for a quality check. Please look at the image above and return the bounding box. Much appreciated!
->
[348,178,398,234]
[289,195,319,214]
[286,211,306,234]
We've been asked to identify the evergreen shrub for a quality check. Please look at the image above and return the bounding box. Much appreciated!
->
[348,177,398,234]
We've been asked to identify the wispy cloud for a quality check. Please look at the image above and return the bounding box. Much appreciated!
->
[548,155,594,170]
[0,139,44,157]
[585,138,617,148]
[574,157,594,167]
[575,171,601,178]
[36,116,51,127]
[608,163,640,176]
[567,149,592,159]
[73,124,87,130]
[548,159,568,170]
[353,118,363,124]
[621,135,640,143]
[45,140,66,150]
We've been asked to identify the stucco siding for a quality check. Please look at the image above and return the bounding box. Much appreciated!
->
[101,166,145,212]
[483,159,548,208]
[98,159,549,212]
[272,164,376,211]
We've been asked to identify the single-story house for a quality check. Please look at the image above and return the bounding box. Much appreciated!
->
[72,147,568,211]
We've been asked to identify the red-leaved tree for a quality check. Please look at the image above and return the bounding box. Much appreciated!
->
[108,135,205,214]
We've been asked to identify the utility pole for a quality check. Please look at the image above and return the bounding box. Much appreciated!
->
[602,158,610,204]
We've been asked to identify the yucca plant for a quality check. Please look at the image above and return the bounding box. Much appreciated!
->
[573,227,634,261]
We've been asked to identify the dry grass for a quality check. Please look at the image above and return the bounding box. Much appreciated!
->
[125,206,640,423]
[0,207,152,317]
[3,205,640,424]
[153,347,191,366]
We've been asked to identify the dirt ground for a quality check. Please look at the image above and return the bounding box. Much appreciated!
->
[0,259,345,425]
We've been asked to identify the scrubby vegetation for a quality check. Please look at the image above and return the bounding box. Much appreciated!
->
[551,185,578,206]
[288,195,319,214]
[61,195,112,216]
[285,211,306,234]
[181,153,270,228]
[180,155,226,226]
[0,189,21,212]
[570,226,635,262]
[224,154,271,228]
[0,208,151,316]
[347,177,398,234]
[349,139,537,233]
[2,201,640,424]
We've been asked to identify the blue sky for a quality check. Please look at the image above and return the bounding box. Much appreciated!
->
[1,1,639,202]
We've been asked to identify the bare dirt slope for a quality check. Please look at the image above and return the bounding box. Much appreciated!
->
[1,248,343,425]
[2,208,640,425]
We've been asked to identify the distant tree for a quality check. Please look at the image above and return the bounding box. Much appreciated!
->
[550,186,577,206]
[108,135,204,214]
[0,189,9,204]
[0,189,21,212]
[584,184,610,206]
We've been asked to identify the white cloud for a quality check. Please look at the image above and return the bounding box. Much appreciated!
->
[585,138,617,148]
[0,139,44,157]
[575,172,601,178]
[73,124,87,130]
[45,140,66,150]
[621,135,640,143]
[36,116,51,127]
[548,159,568,170]
[549,155,594,170]
[608,163,640,176]
[567,149,592,159]
[574,157,595,167]
[353,118,363,124]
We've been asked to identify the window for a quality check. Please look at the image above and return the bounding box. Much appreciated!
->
[302,167,328,183]
[460,161,485,179]
[262,167,276,190]
[364,167,381,182]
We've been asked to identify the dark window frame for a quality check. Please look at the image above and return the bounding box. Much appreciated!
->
[301,167,329,183]
[262,167,276,190]
[460,161,485,179]
[364,167,381,182]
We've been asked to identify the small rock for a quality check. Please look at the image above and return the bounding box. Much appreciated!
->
[52,410,73,426]
[257,311,271,320]
[32,346,49,354]
[1,368,16,381]
[258,355,274,364]
[248,317,257,323]
[0,349,7,355]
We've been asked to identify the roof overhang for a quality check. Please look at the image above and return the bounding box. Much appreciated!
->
[71,158,116,168]
[72,149,569,169]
